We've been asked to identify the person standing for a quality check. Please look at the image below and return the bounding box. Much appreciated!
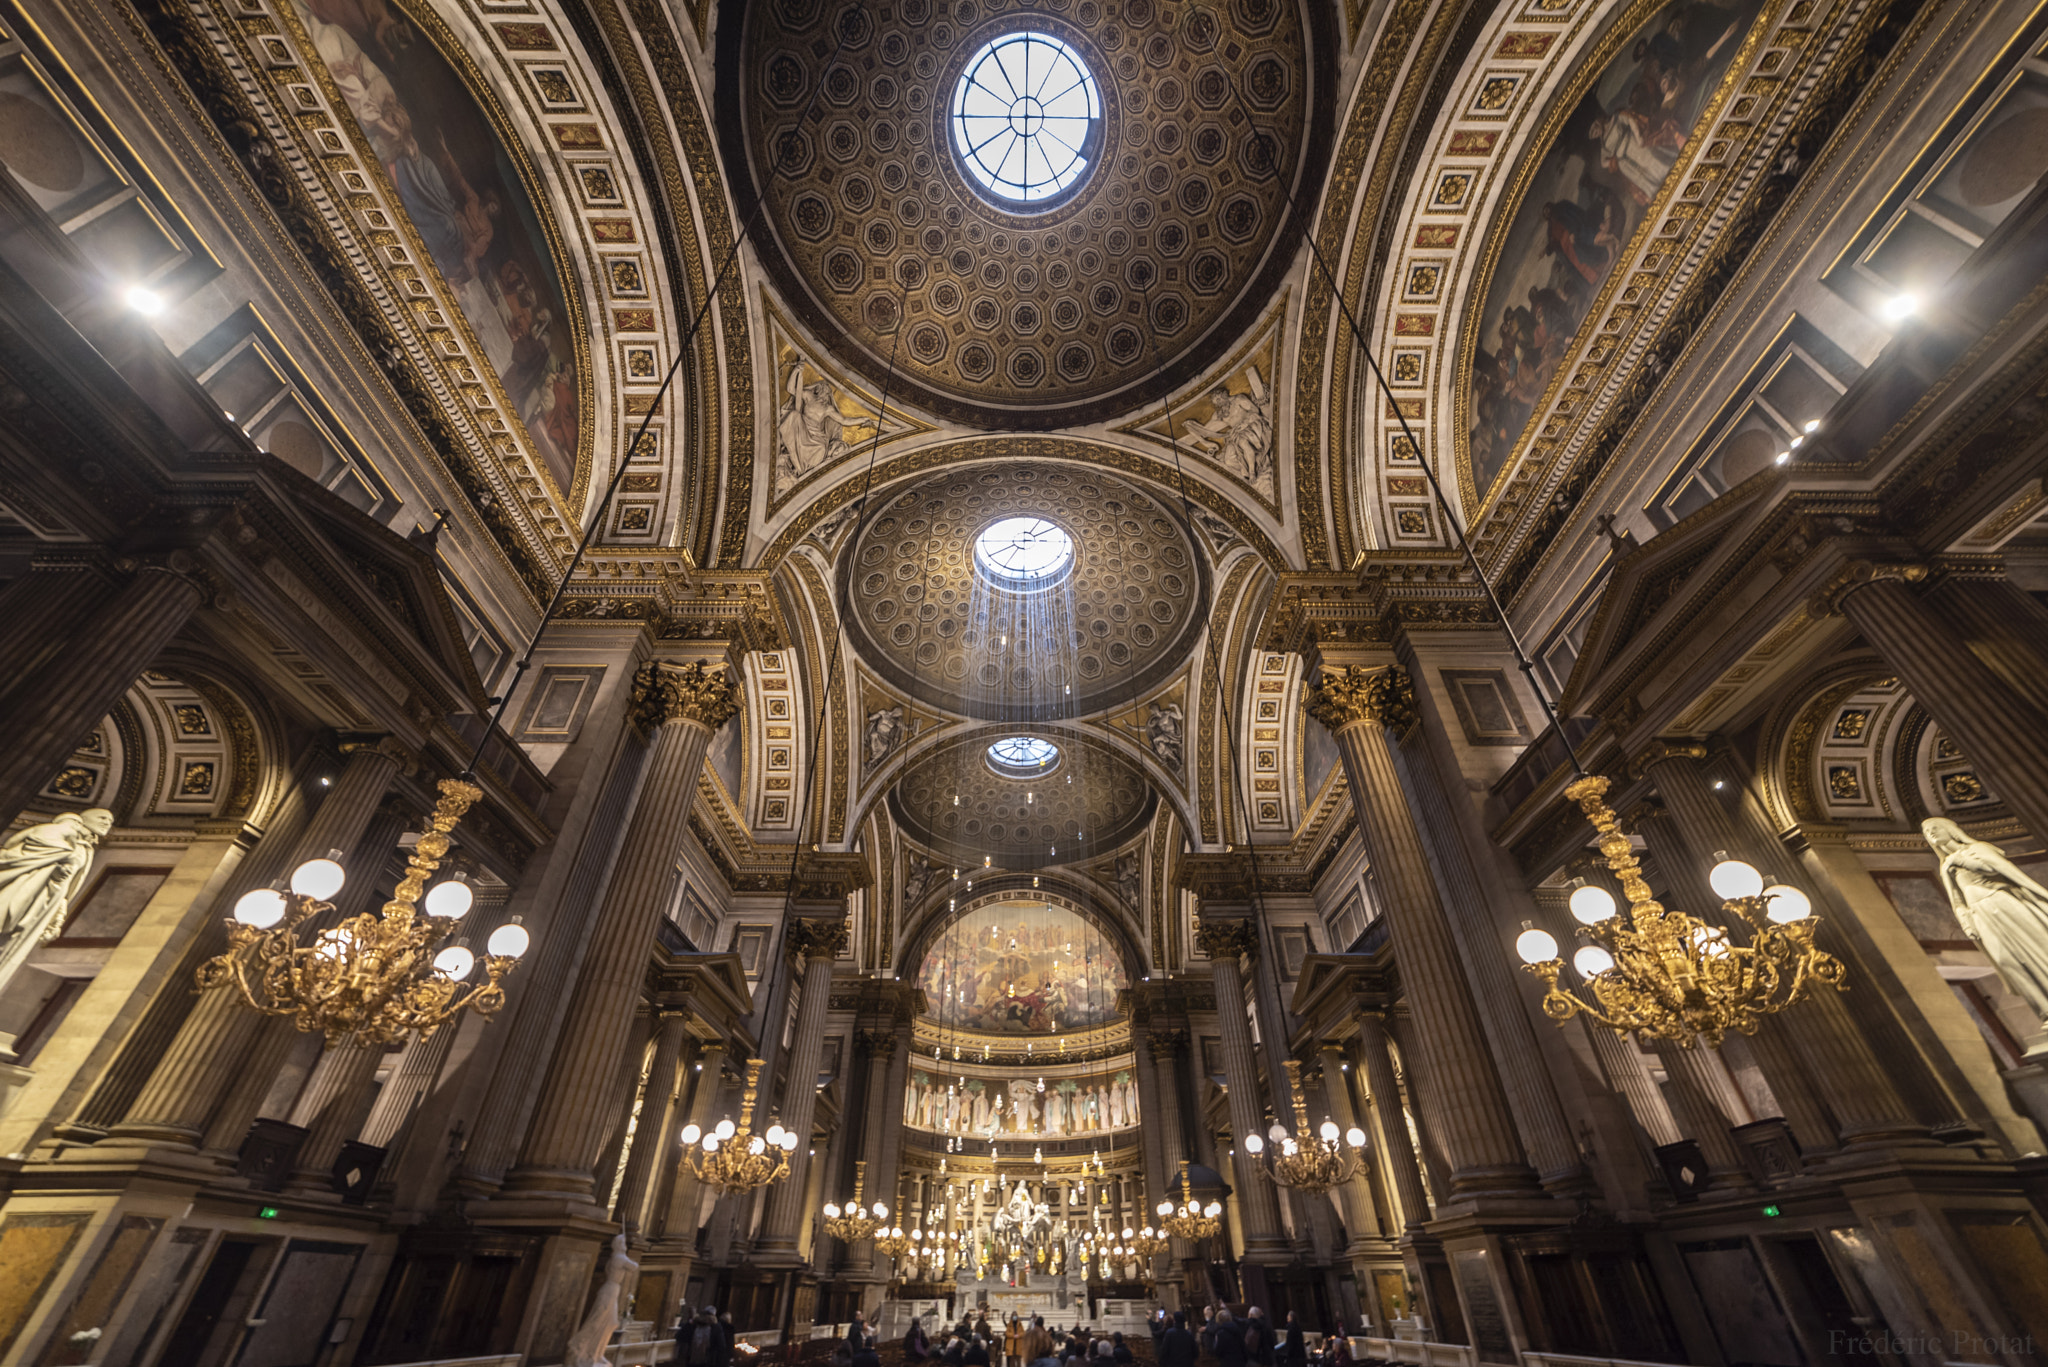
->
[1159,1314,1197,1367]
[1278,1314,1306,1367]
[1006,1314,1025,1367]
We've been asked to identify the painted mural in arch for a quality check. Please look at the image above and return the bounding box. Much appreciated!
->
[292,0,582,495]
[918,901,1127,1035]
[1463,0,1766,514]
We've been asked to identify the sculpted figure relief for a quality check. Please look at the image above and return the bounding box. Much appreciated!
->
[1146,702,1184,770]
[1182,368,1272,484]
[1922,818,2048,1024]
[866,705,905,766]
[776,367,852,485]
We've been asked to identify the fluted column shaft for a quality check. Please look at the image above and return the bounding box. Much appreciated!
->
[1652,1043,1754,1186]
[288,1042,386,1184]
[0,555,118,702]
[1317,1043,1381,1247]
[615,1012,692,1233]
[1394,681,1586,1189]
[0,560,204,823]
[755,928,846,1262]
[1647,752,1924,1146]
[1141,1030,1195,1261]
[509,661,737,1197]
[1628,801,1838,1154]
[1355,1013,1430,1232]
[1309,669,1538,1195]
[1584,1028,1680,1148]
[199,798,412,1158]
[856,1023,911,1277]
[1928,574,2048,720]
[661,1043,727,1237]
[112,741,404,1145]
[1201,931,1288,1260]
[1841,574,2048,839]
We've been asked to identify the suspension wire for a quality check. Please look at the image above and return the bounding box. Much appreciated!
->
[459,19,854,783]
[1126,261,1285,1094]
[1221,74,1592,781]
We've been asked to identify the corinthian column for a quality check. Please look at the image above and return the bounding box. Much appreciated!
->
[506,660,740,1200]
[1638,746,1926,1148]
[1182,857,1288,1263]
[1831,565,2048,841]
[109,739,406,1148]
[1317,1043,1381,1247]
[754,853,866,1264]
[0,556,205,823]
[1355,1012,1431,1231]
[614,1012,692,1235]
[1305,667,1538,1196]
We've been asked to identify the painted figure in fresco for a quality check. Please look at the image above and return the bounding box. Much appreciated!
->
[1465,0,1758,507]
[1923,818,2048,1024]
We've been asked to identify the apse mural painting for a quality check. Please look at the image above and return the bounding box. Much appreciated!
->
[1465,0,1764,511]
[918,902,1126,1035]
[293,0,581,493]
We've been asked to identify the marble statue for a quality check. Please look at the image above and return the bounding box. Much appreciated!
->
[1923,818,2048,1024]
[0,809,113,994]
[903,855,941,907]
[1146,703,1184,769]
[563,1232,636,1367]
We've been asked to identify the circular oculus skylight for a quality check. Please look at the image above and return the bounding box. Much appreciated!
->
[986,736,1061,776]
[950,33,1102,206]
[973,516,1074,588]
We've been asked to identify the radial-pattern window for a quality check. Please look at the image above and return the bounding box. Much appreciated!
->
[986,736,1060,775]
[950,33,1102,205]
[973,516,1075,587]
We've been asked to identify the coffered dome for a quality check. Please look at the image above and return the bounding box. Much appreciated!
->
[889,729,1155,869]
[839,463,1207,721]
[723,0,1330,427]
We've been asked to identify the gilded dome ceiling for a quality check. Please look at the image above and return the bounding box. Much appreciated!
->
[839,463,1207,721]
[722,0,1331,427]
[890,729,1156,869]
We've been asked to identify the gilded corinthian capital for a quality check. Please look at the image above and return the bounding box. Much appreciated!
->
[785,916,851,962]
[1304,664,1416,732]
[633,659,742,731]
[1194,917,1259,962]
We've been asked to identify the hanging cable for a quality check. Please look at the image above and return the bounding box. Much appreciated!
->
[1217,70,1592,779]
[459,18,855,782]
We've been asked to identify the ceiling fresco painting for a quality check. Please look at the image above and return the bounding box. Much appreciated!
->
[1463,0,1766,517]
[292,0,583,496]
[918,900,1127,1035]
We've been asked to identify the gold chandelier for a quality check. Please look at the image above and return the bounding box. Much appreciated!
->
[1242,1060,1366,1196]
[875,1224,913,1259]
[1156,1160,1223,1241]
[822,1159,887,1242]
[1128,1222,1170,1258]
[680,1058,798,1193]
[1516,775,1847,1047]
[198,779,531,1045]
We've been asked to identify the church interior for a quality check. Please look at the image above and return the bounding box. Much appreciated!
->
[5,0,2048,1363]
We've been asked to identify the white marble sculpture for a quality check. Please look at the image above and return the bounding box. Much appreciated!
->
[1922,817,2048,1026]
[1146,703,1184,769]
[1182,368,1272,484]
[776,367,850,484]
[564,1232,637,1367]
[0,808,113,995]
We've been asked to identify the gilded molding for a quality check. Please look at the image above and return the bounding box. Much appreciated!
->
[1809,559,1929,618]
[1625,740,1707,782]
[1304,665,1416,733]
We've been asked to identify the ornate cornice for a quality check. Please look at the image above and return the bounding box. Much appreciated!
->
[1304,665,1416,734]
[1178,851,1255,910]
[790,850,872,903]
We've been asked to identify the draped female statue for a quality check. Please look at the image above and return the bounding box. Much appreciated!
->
[1922,817,2048,1025]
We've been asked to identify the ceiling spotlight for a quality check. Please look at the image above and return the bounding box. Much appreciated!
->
[125,285,165,316]
[1774,452,1790,465]
[1789,436,1804,449]
[1882,293,1919,321]
[1803,419,1821,433]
